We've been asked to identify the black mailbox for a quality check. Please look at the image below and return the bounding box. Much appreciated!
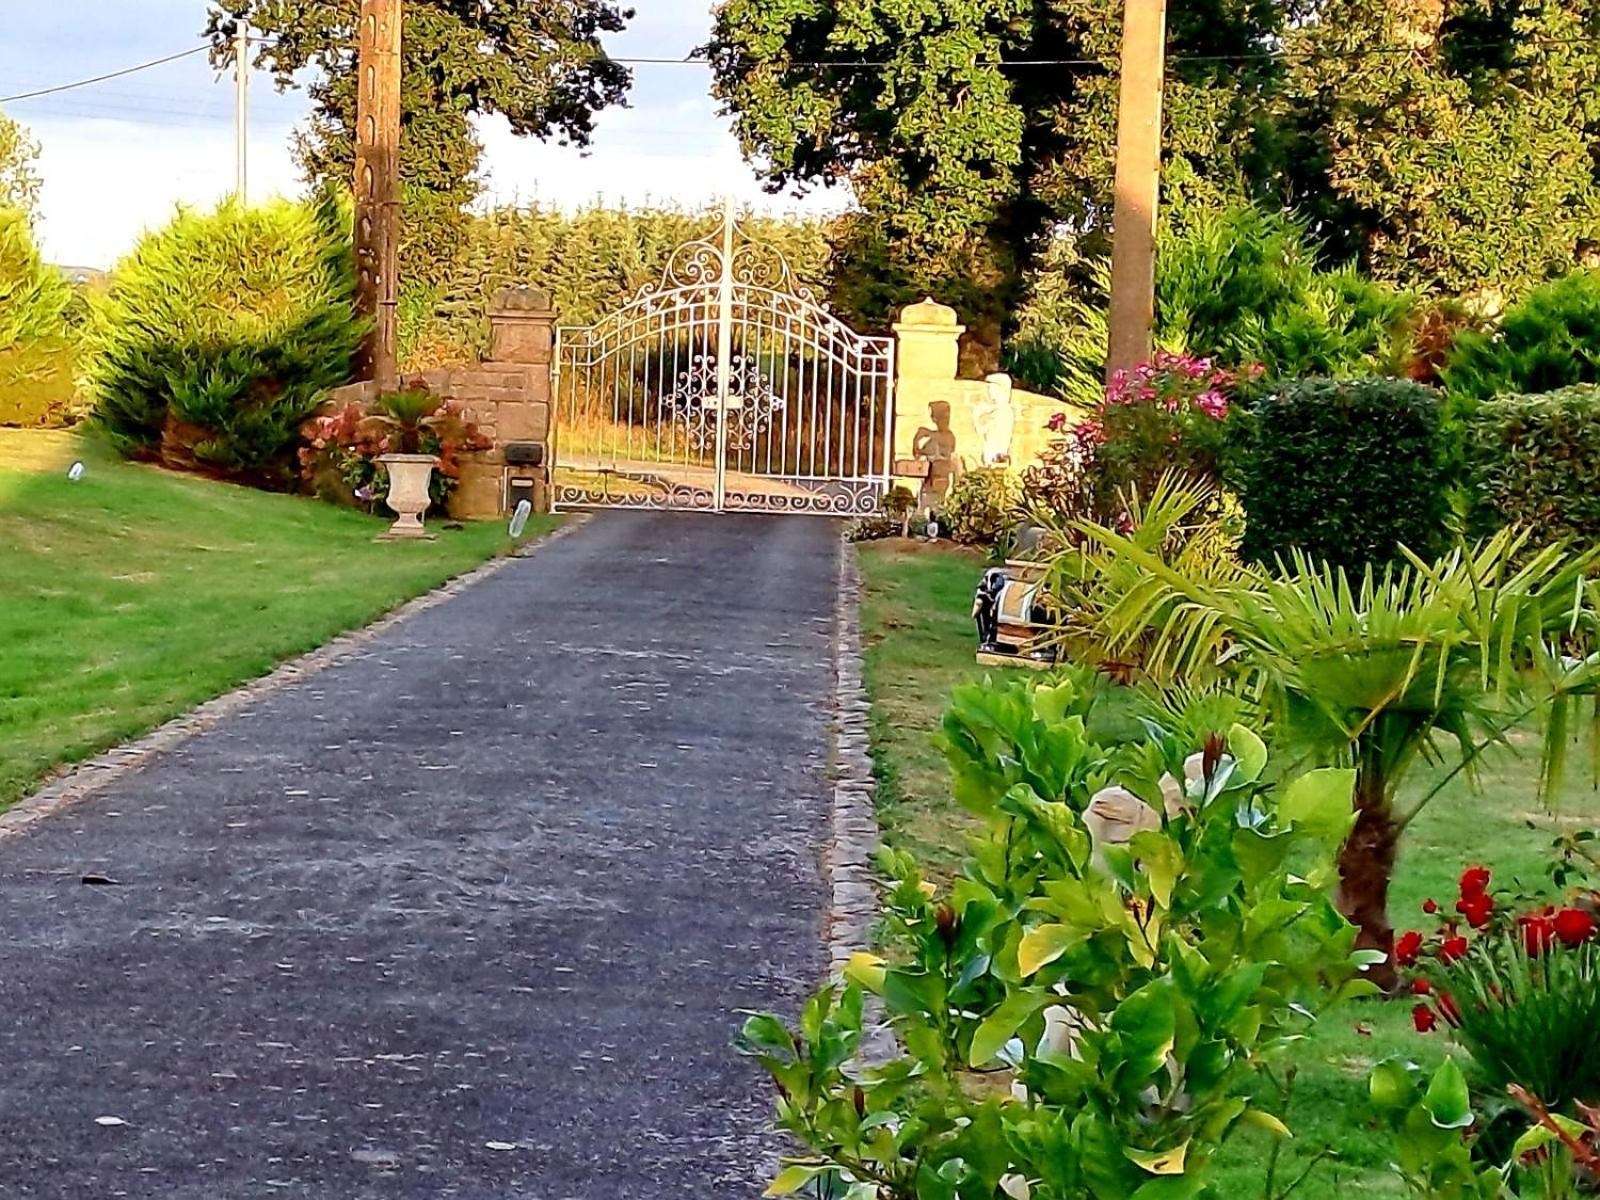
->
[505,443,544,467]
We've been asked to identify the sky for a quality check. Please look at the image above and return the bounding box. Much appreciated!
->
[0,0,846,268]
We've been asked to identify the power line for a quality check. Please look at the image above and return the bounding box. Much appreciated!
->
[4,30,1597,110]
[0,45,210,104]
[602,34,1600,69]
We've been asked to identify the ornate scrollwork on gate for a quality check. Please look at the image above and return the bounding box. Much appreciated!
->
[664,353,784,451]
[630,208,821,309]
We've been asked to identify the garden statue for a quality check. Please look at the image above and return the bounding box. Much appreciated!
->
[973,567,1007,652]
[972,372,1017,465]
[911,401,959,509]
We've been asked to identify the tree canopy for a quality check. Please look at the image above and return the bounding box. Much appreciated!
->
[706,0,1600,345]
[0,111,43,223]
[703,0,1300,354]
[208,1,634,284]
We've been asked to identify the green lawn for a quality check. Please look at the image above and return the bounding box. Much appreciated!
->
[856,537,1600,1200]
[0,428,555,807]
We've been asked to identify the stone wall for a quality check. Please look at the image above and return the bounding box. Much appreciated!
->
[891,298,1088,505]
[327,287,555,519]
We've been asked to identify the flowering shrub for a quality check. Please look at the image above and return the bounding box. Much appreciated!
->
[738,672,1376,1198]
[299,383,491,512]
[1399,865,1600,1114]
[1022,352,1249,529]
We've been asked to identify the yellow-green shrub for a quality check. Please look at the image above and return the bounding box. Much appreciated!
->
[0,206,74,427]
[84,191,363,486]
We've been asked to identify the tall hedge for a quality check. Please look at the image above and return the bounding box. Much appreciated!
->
[1464,385,1600,546]
[85,191,363,485]
[1233,378,1453,573]
[0,205,74,426]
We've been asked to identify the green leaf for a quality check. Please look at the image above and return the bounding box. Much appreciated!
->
[1278,768,1357,842]
[765,1163,825,1196]
[1423,1057,1474,1130]
[844,952,886,994]
[1124,1140,1189,1175]
[1110,980,1177,1080]
[969,991,1051,1067]
[1018,924,1081,976]
[1227,723,1268,784]
[1239,1109,1293,1139]
[1130,1176,1206,1200]
[1368,1057,1419,1112]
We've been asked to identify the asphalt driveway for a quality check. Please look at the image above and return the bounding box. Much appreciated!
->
[0,512,839,1198]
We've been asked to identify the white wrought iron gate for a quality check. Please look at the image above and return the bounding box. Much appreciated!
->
[552,205,895,516]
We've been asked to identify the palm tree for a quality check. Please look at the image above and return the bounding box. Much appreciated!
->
[1058,479,1600,986]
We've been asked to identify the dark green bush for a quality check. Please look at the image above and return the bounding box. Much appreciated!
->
[1161,207,1414,379]
[1234,377,1453,572]
[1443,270,1600,402]
[1463,385,1600,546]
[85,191,363,485]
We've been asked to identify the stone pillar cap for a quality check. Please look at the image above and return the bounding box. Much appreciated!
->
[490,285,555,315]
[894,296,964,332]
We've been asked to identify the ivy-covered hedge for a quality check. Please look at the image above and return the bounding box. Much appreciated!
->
[1232,377,1453,572]
[1464,385,1600,545]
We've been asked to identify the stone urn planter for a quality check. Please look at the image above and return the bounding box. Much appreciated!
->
[376,453,440,539]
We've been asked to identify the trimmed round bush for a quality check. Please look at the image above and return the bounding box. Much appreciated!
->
[85,190,363,485]
[1464,384,1600,546]
[1443,269,1600,402]
[1233,377,1453,573]
[0,206,74,426]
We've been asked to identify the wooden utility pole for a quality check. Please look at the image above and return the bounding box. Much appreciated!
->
[354,0,402,392]
[234,19,249,202]
[1105,0,1168,379]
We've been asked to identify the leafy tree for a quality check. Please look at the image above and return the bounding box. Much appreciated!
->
[1282,0,1600,302]
[208,1,633,285]
[0,110,43,222]
[704,0,1301,360]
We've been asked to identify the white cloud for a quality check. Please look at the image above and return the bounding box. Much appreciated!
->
[5,0,850,268]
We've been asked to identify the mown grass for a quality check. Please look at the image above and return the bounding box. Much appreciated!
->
[855,537,1600,1200]
[0,428,555,807]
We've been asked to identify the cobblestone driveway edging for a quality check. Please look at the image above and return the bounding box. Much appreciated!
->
[827,539,894,1062]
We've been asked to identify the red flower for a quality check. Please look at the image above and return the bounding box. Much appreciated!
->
[1437,991,1463,1027]
[1395,930,1424,966]
[1412,977,1432,995]
[1412,1004,1438,1033]
[1554,907,1597,948]
[1519,912,1557,957]
[1460,866,1492,899]
[1423,898,1439,915]
[1456,892,1494,929]
[1439,936,1470,964]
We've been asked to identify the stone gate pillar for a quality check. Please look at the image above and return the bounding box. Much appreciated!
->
[446,287,557,518]
[891,299,967,502]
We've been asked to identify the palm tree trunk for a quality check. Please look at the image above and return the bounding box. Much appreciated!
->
[1335,766,1400,992]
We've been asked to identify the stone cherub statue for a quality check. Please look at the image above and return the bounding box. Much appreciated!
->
[971,372,1017,466]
